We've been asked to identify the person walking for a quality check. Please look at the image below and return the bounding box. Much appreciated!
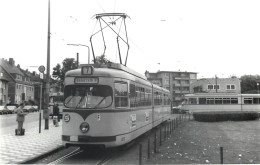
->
[53,102,60,126]
[16,103,26,135]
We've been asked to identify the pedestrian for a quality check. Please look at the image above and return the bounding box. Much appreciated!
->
[53,102,60,126]
[16,103,27,135]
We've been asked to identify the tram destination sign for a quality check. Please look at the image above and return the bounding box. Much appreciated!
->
[75,77,99,84]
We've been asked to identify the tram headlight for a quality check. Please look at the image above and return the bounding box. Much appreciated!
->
[64,114,70,122]
[80,122,89,133]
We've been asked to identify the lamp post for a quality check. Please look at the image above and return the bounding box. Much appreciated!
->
[67,44,90,64]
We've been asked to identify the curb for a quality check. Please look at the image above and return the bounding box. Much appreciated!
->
[20,145,65,164]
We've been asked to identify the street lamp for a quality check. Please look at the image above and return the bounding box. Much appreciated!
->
[67,44,90,64]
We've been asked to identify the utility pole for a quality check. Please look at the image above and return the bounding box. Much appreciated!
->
[44,0,51,130]
[77,53,79,68]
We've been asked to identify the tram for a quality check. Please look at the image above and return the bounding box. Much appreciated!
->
[62,63,171,148]
[180,93,260,113]
[61,13,171,148]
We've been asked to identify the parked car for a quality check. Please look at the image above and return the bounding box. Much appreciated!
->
[32,105,39,112]
[0,105,9,114]
[23,105,36,113]
[6,104,19,114]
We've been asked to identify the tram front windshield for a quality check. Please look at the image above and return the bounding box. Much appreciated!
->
[64,85,113,109]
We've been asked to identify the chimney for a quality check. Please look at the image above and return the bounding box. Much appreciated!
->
[9,58,15,66]
[145,70,150,78]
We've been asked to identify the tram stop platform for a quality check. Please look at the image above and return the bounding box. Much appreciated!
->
[0,120,63,164]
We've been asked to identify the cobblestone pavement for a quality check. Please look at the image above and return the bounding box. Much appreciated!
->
[0,121,62,164]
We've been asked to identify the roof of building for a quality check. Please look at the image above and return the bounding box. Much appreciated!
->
[154,70,198,74]
[0,58,24,76]
[0,65,14,82]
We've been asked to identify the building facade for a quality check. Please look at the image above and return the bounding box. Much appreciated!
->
[0,65,13,105]
[145,70,197,106]
[190,77,241,94]
[0,58,35,104]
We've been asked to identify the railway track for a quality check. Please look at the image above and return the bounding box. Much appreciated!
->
[45,122,172,164]
[47,147,83,165]
[46,146,118,165]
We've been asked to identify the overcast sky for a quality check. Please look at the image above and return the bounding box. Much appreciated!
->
[1,0,260,78]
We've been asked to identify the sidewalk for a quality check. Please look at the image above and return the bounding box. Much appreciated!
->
[0,114,183,164]
[0,120,63,164]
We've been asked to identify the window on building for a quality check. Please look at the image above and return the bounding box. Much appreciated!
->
[227,84,235,90]
[214,85,220,89]
[208,85,213,90]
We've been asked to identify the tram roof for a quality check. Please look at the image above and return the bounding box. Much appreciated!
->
[66,63,170,93]
[184,93,260,97]
[66,63,147,81]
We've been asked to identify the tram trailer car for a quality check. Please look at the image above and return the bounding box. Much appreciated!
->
[62,63,171,148]
[181,93,260,113]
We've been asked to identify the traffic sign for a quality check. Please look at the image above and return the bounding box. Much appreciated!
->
[38,65,45,73]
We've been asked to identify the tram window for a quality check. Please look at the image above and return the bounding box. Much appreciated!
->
[154,91,162,106]
[115,82,128,107]
[253,98,260,104]
[215,98,222,104]
[189,98,197,104]
[223,98,231,104]
[199,98,206,104]
[244,98,253,104]
[130,84,136,107]
[140,87,145,106]
[115,82,128,96]
[64,85,113,109]
[136,91,141,106]
[207,98,214,104]
[231,98,238,104]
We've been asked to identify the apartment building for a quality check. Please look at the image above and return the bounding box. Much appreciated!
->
[145,70,197,106]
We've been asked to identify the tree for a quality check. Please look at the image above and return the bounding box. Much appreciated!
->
[52,63,62,80]
[240,75,260,93]
[94,54,111,65]
[52,58,77,82]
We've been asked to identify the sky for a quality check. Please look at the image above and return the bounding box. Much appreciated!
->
[1,0,260,79]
